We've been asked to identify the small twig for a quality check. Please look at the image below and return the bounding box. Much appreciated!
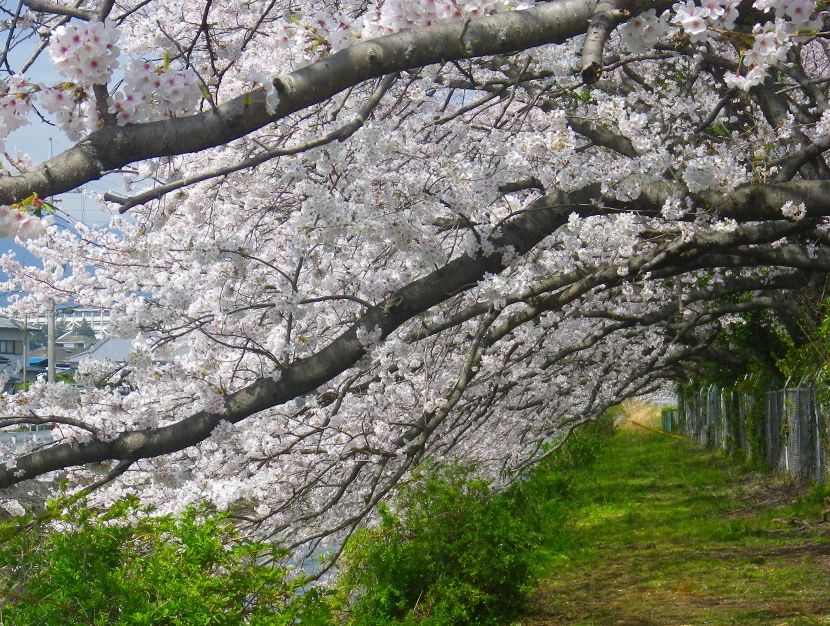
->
[696,88,736,133]
[458,17,472,54]
[71,459,134,500]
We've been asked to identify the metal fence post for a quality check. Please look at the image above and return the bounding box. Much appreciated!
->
[814,384,825,484]
[672,379,830,485]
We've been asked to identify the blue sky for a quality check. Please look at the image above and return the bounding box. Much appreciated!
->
[0,24,127,303]
[0,20,125,273]
[3,35,117,230]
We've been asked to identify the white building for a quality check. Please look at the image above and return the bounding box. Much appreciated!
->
[28,306,112,337]
[68,336,133,364]
[56,332,97,351]
[0,317,25,370]
[0,318,26,391]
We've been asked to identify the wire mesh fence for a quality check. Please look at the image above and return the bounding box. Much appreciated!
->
[663,383,828,483]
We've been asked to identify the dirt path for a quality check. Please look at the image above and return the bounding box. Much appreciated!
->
[523,404,830,626]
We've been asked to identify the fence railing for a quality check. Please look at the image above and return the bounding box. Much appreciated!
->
[663,384,827,483]
[0,428,55,453]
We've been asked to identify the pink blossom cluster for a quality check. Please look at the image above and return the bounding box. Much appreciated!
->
[671,0,741,38]
[39,20,201,130]
[755,0,818,26]
[620,0,822,90]
[726,1,818,90]
[745,20,792,67]
[262,16,349,61]
[0,206,47,239]
[38,86,100,140]
[0,76,35,138]
[277,0,534,59]
[110,59,200,125]
[781,200,807,220]
[38,86,80,127]
[723,19,804,88]
[618,9,671,52]
[48,21,120,86]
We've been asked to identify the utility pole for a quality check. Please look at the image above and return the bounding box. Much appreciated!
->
[21,314,27,389]
[47,302,55,383]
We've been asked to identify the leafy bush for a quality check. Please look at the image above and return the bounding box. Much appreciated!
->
[336,418,615,626]
[0,416,616,626]
[547,417,615,472]
[336,464,540,626]
[0,497,332,625]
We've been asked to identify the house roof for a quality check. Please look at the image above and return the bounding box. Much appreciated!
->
[56,333,96,344]
[28,347,82,362]
[0,317,22,330]
[68,337,133,363]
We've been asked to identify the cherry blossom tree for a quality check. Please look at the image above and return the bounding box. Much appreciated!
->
[0,0,828,558]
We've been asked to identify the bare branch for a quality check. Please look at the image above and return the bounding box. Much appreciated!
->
[774,134,830,182]
[21,0,93,20]
[0,183,604,489]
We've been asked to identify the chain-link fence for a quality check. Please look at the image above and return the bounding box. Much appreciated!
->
[664,384,828,483]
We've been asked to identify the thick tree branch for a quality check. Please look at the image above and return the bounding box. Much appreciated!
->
[105,74,397,212]
[21,0,94,20]
[775,135,830,182]
[580,0,625,84]
[0,184,604,489]
[0,0,671,205]
[567,115,639,156]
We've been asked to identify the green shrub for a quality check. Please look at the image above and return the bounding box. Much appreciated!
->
[0,496,332,625]
[547,417,615,472]
[335,418,615,625]
[0,417,615,626]
[336,464,540,626]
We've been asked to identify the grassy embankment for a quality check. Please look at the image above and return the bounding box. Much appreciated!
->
[525,402,830,626]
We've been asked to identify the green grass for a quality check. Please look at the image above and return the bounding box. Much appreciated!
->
[525,424,830,626]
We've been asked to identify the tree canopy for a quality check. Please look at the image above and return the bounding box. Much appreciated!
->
[0,0,828,556]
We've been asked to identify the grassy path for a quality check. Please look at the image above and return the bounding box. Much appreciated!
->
[525,413,830,626]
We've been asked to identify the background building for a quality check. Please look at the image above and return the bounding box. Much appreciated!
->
[0,317,25,369]
[55,332,97,351]
[27,306,112,337]
[0,318,26,392]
